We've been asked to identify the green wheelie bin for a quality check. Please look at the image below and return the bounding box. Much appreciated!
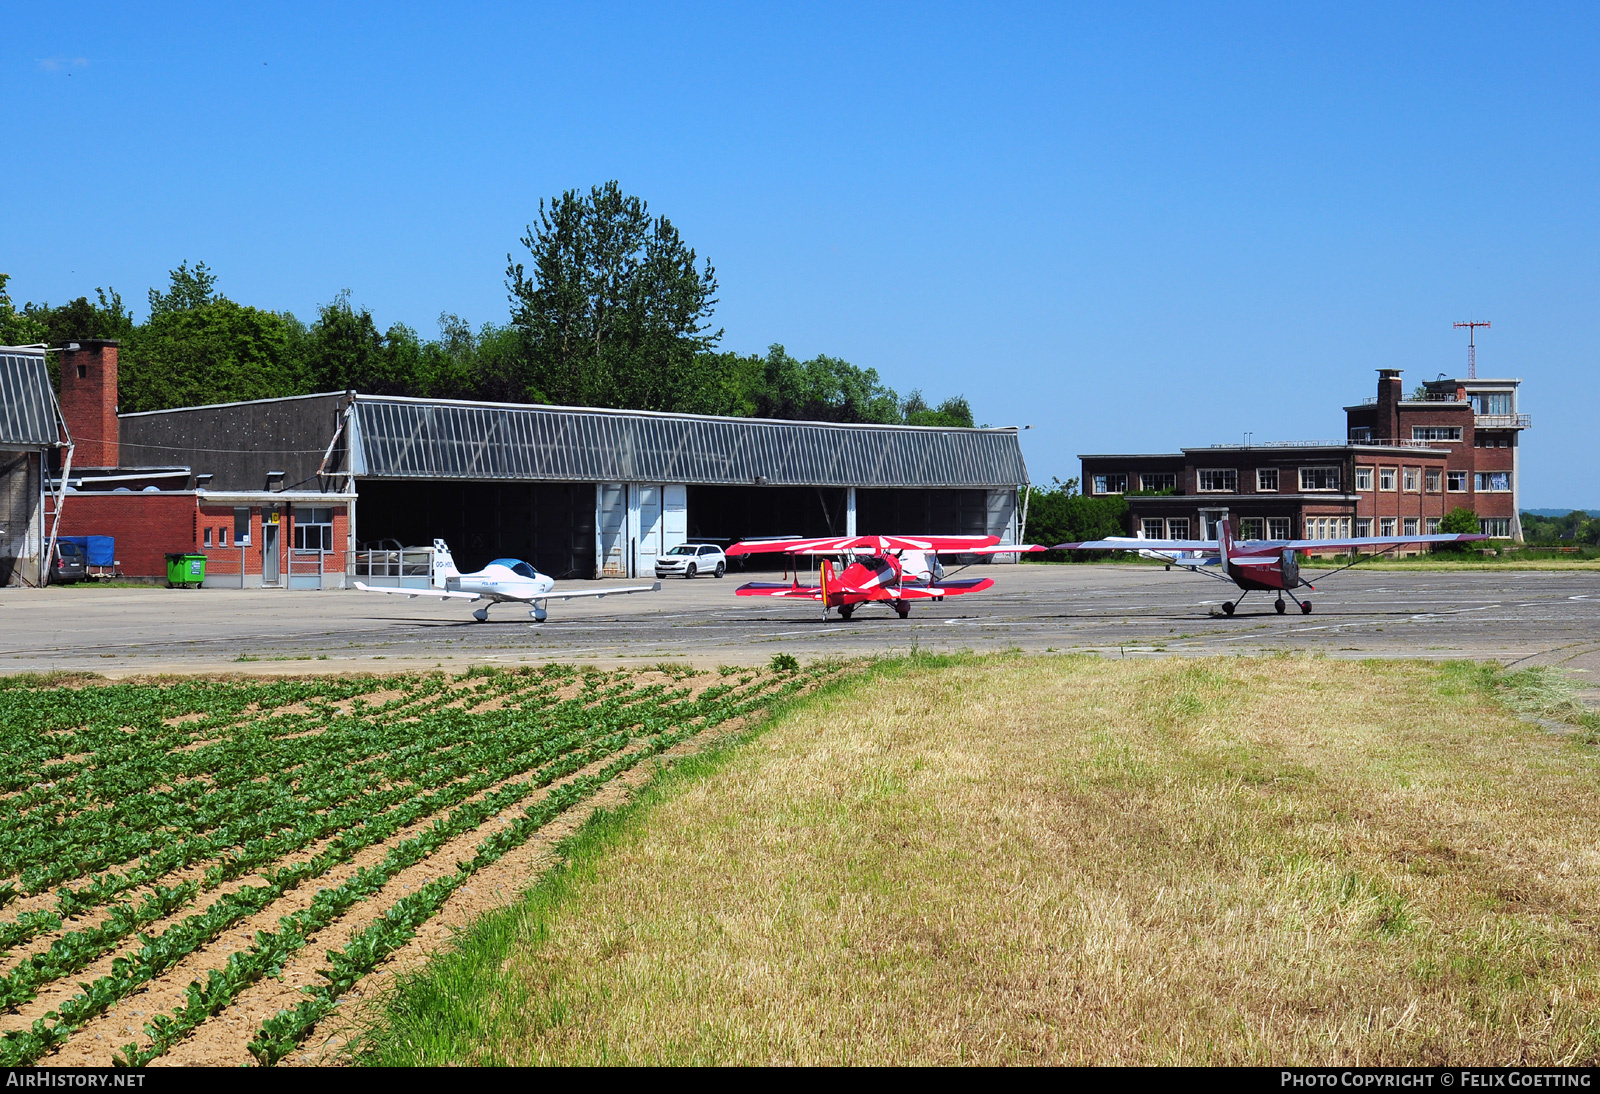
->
[166,553,207,588]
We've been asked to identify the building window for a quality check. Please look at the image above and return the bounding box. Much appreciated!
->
[1470,393,1513,415]
[1403,518,1419,536]
[1268,518,1292,540]
[1092,473,1127,495]
[1350,427,1372,442]
[1355,466,1373,491]
[1403,467,1420,492]
[1257,468,1279,492]
[220,527,229,548]
[234,507,251,547]
[1427,517,1441,534]
[1299,466,1341,492]
[1380,518,1397,536]
[294,508,335,551]
[1425,469,1442,493]
[1475,472,1511,492]
[1166,518,1190,539]
[1141,518,1165,539]
[1197,469,1237,493]
[1411,426,1463,442]
[203,527,213,548]
[1304,517,1352,540]
[1139,473,1176,492]
[1481,518,1512,537]
[1239,517,1265,540]
[1355,518,1372,537]
[1447,470,1468,492]
[1379,467,1397,491]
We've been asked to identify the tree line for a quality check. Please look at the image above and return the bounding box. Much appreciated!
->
[0,183,974,427]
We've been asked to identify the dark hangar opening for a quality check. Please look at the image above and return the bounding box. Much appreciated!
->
[856,489,989,536]
[356,480,597,579]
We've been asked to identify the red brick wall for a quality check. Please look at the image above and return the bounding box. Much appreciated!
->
[50,493,195,577]
[58,342,120,468]
[195,504,349,579]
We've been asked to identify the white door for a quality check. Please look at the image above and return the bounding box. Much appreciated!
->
[1200,508,1228,541]
[636,486,664,575]
[598,484,627,576]
[663,485,687,554]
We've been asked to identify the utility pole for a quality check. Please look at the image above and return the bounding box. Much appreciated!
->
[1453,320,1491,379]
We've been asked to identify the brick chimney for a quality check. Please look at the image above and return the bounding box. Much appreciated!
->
[59,340,119,468]
[1375,369,1403,443]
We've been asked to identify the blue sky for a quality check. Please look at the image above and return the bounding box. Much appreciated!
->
[5,3,1596,505]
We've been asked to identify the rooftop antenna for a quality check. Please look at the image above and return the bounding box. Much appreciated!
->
[1453,320,1490,379]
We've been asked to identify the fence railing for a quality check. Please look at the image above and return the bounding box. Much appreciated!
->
[353,548,434,588]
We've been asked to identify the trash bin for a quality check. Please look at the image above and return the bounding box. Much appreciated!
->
[166,553,207,588]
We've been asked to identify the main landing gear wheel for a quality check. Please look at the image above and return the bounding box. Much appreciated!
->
[1300,600,1313,615]
[838,604,854,620]
[894,600,910,619]
[472,607,489,622]
[714,561,725,578]
[1275,598,1286,614]
[685,563,697,579]
[1222,601,1236,616]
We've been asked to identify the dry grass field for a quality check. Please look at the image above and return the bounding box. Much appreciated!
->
[361,654,1600,1066]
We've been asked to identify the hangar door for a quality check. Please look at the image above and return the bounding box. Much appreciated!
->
[598,484,687,578]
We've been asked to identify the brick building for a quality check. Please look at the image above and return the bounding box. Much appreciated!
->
[46,341,354,587]
[1081,369,1531,545]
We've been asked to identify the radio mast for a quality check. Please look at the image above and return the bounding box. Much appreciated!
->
[1453,320,1491,379]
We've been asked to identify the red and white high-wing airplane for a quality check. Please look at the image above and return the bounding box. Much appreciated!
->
[1053,519,1487,616]
[726,534,1044,619]
[356,539,659,622]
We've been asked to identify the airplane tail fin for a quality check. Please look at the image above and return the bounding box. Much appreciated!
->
[431,539,460,588]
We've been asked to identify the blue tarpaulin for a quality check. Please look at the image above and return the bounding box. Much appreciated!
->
[60,536,115,567]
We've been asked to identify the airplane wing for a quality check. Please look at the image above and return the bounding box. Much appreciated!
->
[728,534,1010,556]
[1258,533,1488,552]
[734,581,823,599]
[539,582,662,600]
[354,582,482,601]
[897,578,995,598]
[726,537,854,557]
[1052,538,1220,552]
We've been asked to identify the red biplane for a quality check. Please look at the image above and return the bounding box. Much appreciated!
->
[727,534,1043,619]
[1053,519,1487,616]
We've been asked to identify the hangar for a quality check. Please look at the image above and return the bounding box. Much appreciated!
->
[64,342,1031,584]
[0,346,67,586]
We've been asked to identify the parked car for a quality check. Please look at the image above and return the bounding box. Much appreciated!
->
[50,540,86,584]
[655,543,726,579]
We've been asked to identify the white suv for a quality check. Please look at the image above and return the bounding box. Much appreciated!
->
[656,543,726,579]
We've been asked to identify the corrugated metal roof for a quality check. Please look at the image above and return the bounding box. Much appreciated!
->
[351,396,1029,488]
[0,350,62,448]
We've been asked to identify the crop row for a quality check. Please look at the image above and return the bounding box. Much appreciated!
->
[0,664,817,1067]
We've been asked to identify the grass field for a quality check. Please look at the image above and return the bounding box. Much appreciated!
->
[360,654,1600,1066]
[0,662,831,1067]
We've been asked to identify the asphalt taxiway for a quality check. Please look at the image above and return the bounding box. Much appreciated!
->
[3,564,1597,688]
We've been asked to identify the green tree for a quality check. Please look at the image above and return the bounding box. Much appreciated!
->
[0,274,48,347]
[146,261,218,318]
[120,298,301,412]
[1022,477,1129,558]
[506,181,721,409]
[902,390,975,427]
[1434,506,1480,553]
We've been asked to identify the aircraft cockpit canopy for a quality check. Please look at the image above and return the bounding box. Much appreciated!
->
[492,560,540,579]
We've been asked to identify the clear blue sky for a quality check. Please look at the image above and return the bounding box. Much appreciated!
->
[5,3,1596,506]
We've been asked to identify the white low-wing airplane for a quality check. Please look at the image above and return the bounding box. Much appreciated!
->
[355,539,660,622]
